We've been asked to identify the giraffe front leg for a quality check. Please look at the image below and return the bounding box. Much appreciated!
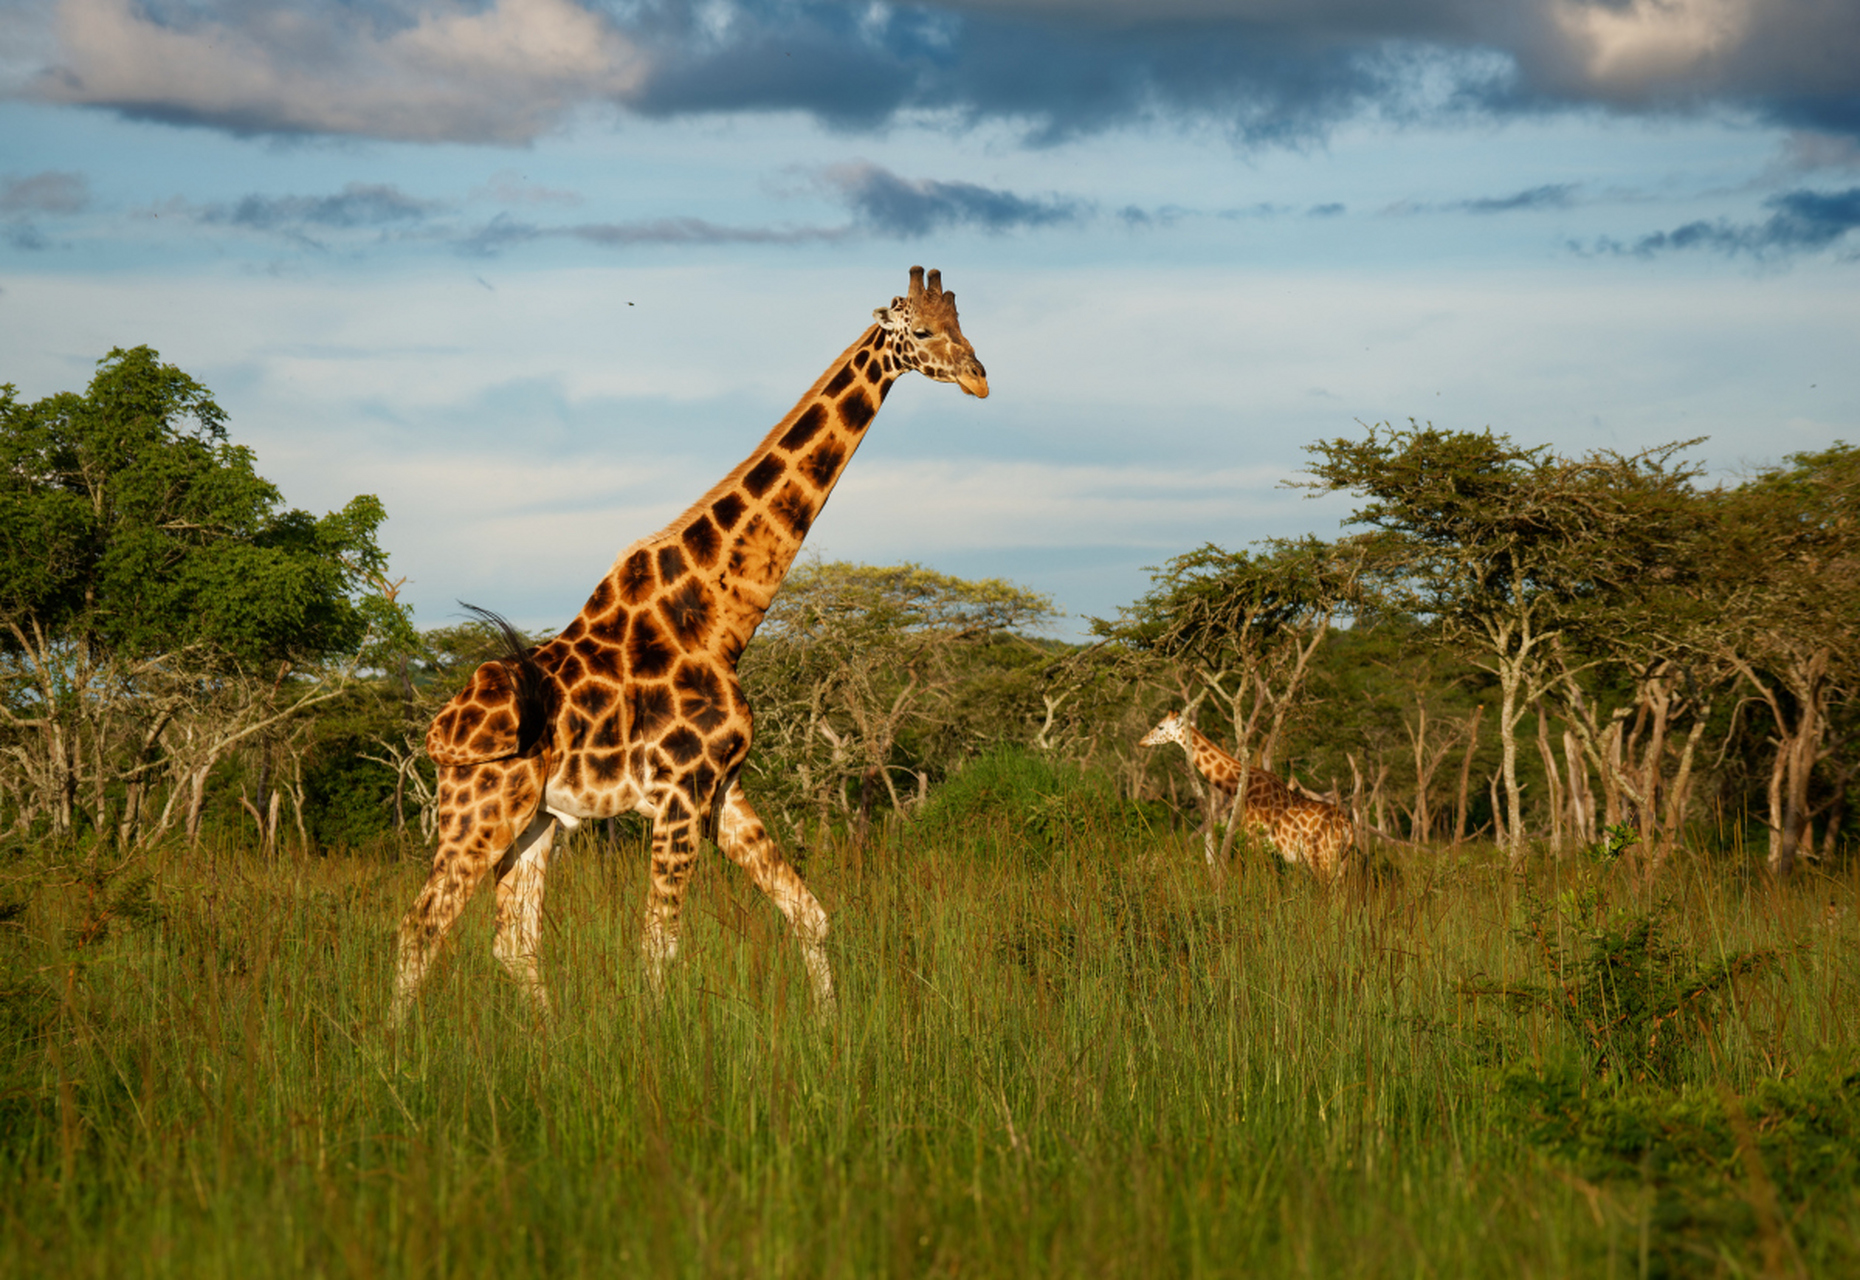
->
[642,800,701,997]
[717,782,835,1013]
[492,811,559,1014]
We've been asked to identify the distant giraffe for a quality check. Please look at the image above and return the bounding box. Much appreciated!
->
[1140,710,1354,880]
[393,266,989,1018]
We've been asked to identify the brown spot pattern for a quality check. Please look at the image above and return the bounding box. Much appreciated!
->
[840,387,876,432]
[682,515,720,567]
[656,545,687,584]
[712,493,745,530]
[743,454,785,497]
[801,439,846,490]
[619,550,655,604]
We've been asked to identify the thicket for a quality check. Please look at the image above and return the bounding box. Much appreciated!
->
[2,353,1854,873]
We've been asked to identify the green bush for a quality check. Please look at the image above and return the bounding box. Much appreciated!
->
[913,747,1167,860]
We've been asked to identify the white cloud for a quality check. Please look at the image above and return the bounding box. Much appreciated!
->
[1551,0,1753,87]
[37,0,646,142]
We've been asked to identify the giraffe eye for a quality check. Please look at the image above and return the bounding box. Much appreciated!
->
[912,328,931,339]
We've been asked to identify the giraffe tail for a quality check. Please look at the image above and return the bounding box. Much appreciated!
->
[459,602,554,756]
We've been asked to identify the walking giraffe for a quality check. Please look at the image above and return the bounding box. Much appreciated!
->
[393,266,989,1018]
[1140,710,1355,881]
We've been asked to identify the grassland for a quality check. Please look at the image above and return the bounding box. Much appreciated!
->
[2,757,1856,1277]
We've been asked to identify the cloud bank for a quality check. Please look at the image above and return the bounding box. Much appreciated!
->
[180,163,1086,253]
[12,0,1859,145]
[819,162,1088,235]
[1601,184,1860,257]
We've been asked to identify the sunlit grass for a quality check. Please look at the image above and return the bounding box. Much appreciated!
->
[2,779,1856,1277]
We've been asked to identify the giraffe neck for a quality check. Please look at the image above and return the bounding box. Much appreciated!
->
[579,323,901,660]
[1181,726,1241,794]
[1181,727,1285,809]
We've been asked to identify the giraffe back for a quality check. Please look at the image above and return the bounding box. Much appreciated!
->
[1243,769,1355,880]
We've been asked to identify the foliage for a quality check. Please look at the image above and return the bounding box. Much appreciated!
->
[0,348,411,850]
[1502,1063,1859,1277]
[738,560,1057,828]
[0,347,389,664]
[1702,442,1860,873]
[911,746,1165,863]
[1304,423,1707,857]
[1462,826,1779,1084]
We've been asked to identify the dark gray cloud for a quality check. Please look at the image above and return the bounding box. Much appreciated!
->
[1592,185,1860,257]
[628,2,1437,146]
[4,224,52,251]
[204,182,442,232]
[25,1,1859,146]
[1380,182,1582,216]
[820,162,1087,234]
[1,170,90,214]
[1456,182,1577,213]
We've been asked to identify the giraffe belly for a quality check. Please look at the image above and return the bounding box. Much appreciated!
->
[543,772,653,823]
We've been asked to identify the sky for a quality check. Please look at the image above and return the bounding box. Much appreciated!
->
[2,0,1857,640]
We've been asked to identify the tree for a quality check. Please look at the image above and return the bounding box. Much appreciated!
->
[1706,443,1860,874]
[738,560,1055,833]
[1304,423,1702,859]
[0,347,406,847]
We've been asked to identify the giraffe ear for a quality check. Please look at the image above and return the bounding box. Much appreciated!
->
[874,305,902,331]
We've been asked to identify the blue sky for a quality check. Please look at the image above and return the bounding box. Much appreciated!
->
[3,1,1857,639]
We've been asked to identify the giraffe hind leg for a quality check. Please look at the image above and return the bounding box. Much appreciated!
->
[641,795,701,998]
[717,782,835,1012]
[393,835,503,1021]
[492,811,559,1013]
[392,762,539,1020]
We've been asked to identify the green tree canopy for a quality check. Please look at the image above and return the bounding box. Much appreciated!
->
[0,346,406,847]
[1304,423,1703,856]
[0,346,389,666]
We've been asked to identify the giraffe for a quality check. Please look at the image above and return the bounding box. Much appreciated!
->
[1140,710,1355,881]
[393,266,988,1018]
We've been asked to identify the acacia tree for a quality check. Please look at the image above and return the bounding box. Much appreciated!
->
[1706,443,1860,874]
[1304,424,1702,859]
[738,560,1054,833]
[0,347,407,848]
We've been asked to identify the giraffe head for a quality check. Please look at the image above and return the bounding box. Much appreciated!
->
[1140,710,1187,747]
[874,265,989,398]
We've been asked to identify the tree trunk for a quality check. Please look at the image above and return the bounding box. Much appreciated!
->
[1563,729,1595,846]
[1497,661,1526,858]
[1453,705,1484,847]
[1534,701,1565,852]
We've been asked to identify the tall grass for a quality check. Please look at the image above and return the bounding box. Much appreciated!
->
[1,756,1856,1277]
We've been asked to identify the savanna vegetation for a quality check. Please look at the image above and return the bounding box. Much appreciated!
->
[3,350,1856,1275]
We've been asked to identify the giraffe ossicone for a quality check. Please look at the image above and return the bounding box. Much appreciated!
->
[393,266,989,1020]
[1141,710,1355,881]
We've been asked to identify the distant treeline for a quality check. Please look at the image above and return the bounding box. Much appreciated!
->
[3,350,1853,872]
